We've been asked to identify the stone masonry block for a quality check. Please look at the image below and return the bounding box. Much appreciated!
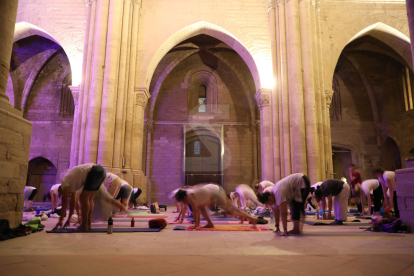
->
[0,161,20,178]
[406,198,414,211]
[8,179,26,194]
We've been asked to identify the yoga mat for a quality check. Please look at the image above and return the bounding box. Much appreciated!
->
[197,218,241,221]
[46,227,162,233]
[355,216,373,220]
[185,225,270,231]
[304,221,372,226]
[113,214,167,219]
[113,218,154,222]
[173,225,187,230]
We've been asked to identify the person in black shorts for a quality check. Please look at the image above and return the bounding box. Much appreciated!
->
[24,186,38,211]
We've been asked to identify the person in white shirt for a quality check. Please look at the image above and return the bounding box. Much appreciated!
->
[373,167,399,217]
[24,186,37,211]
[175,184,258,229]
[257,173,310,236]
[50,184,61,210]
[353,179,382,216]
[254,180,274,192]
[234,184,261,209]
[53,163,106,231]
[115,180,133,214]
[102,172,123,198]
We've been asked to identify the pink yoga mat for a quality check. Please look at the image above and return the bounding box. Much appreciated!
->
[185,225,270,231]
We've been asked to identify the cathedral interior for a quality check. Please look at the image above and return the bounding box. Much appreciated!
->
[1,0,414,275]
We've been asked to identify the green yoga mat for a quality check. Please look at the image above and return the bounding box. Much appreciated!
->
[46,227,162,233]
[304,221,372,226]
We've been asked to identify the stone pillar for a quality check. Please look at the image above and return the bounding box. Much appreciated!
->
[78,0,98,165]
[255,88,274,182]
[285,0,307,174]
[145,120,154,203]
[0,0,33,228]
[112,0,132,173]
[131,88,150,203]
[395,166,414,228]
[324,89,334,177]
[124,0,141,178]
[69,86,80,168]
[407,0,414,69]
[276,0,292,177]
[251,121,259,185]
[299,0,319,183]
[97,0,124,168]
[267,0,281,182]
[84,0,110,164]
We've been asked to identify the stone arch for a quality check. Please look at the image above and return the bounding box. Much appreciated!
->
[27,157,58,202]
[148,50,257,121]
[144,21,264,93]
[185,69,218,114]
[20,48,63,112]
[14,22,80,85]
[381,136,402,170]
[326,16,411,89]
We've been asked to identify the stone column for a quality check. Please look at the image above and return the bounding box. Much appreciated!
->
[267,0,281,182]
[112,0,132,173]
[285,0,307,174]
[407,0,414,69]
[131,88,150,202]
[255,88,274,182]
[124,0,141,180]
[276,0,292,177]
[0,0,33,228]
[69,86,80,168]
[299,0,319,183]
[0,0,18,112]
[83,0,110,164]
[78,0,98,165]
[145,120,154,202]
[324,89,334,178]
[97,0,124,168]
[251,121,259,185]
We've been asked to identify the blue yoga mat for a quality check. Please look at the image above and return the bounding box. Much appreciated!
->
[304,221,371,226]
[46,227,162,233]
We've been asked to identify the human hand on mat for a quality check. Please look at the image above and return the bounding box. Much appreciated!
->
[63,219,71,229]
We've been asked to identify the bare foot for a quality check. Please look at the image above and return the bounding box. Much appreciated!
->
[288,229,301,235]
[249,217,258,227]
[202,223,214,229]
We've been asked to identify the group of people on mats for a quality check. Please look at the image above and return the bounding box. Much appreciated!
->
[23,164,142,231]
[170,164,398,236]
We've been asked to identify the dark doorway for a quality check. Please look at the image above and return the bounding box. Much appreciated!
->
[27,157,57,202]
[332,147,353,182]
[185,129,221,186]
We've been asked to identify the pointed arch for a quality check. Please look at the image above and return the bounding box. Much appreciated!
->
[143,21,266,93]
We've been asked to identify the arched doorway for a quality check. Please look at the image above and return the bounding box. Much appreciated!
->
[27,157,57,202]
[381,137,402,171]
[185,127,222,186]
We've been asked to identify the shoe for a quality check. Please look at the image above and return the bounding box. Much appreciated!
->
[330,220,343,225]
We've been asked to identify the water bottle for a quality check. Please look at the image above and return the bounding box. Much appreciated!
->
[131,217,135,227]
[107,217,113,234]
[316,210,320,220]
[270,210,274,224]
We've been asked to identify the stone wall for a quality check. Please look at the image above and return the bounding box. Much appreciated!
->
[396,166,414,228]
[0,109,32,228]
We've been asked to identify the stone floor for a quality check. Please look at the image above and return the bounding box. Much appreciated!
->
[1,207,413,276]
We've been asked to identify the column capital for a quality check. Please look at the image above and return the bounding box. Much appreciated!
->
[255,88,271,111]
[133,0,142,7]
[325,89,334,109]
[86,0,95,7]
[267,0,275,11]
[134,87,150,108]
[69,86,81,105]
[276,0,285,6]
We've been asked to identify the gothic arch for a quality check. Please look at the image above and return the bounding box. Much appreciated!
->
[143,21,264,93]
[327,16,411,89]
[14,22,80,85]
[148,50,257,121]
